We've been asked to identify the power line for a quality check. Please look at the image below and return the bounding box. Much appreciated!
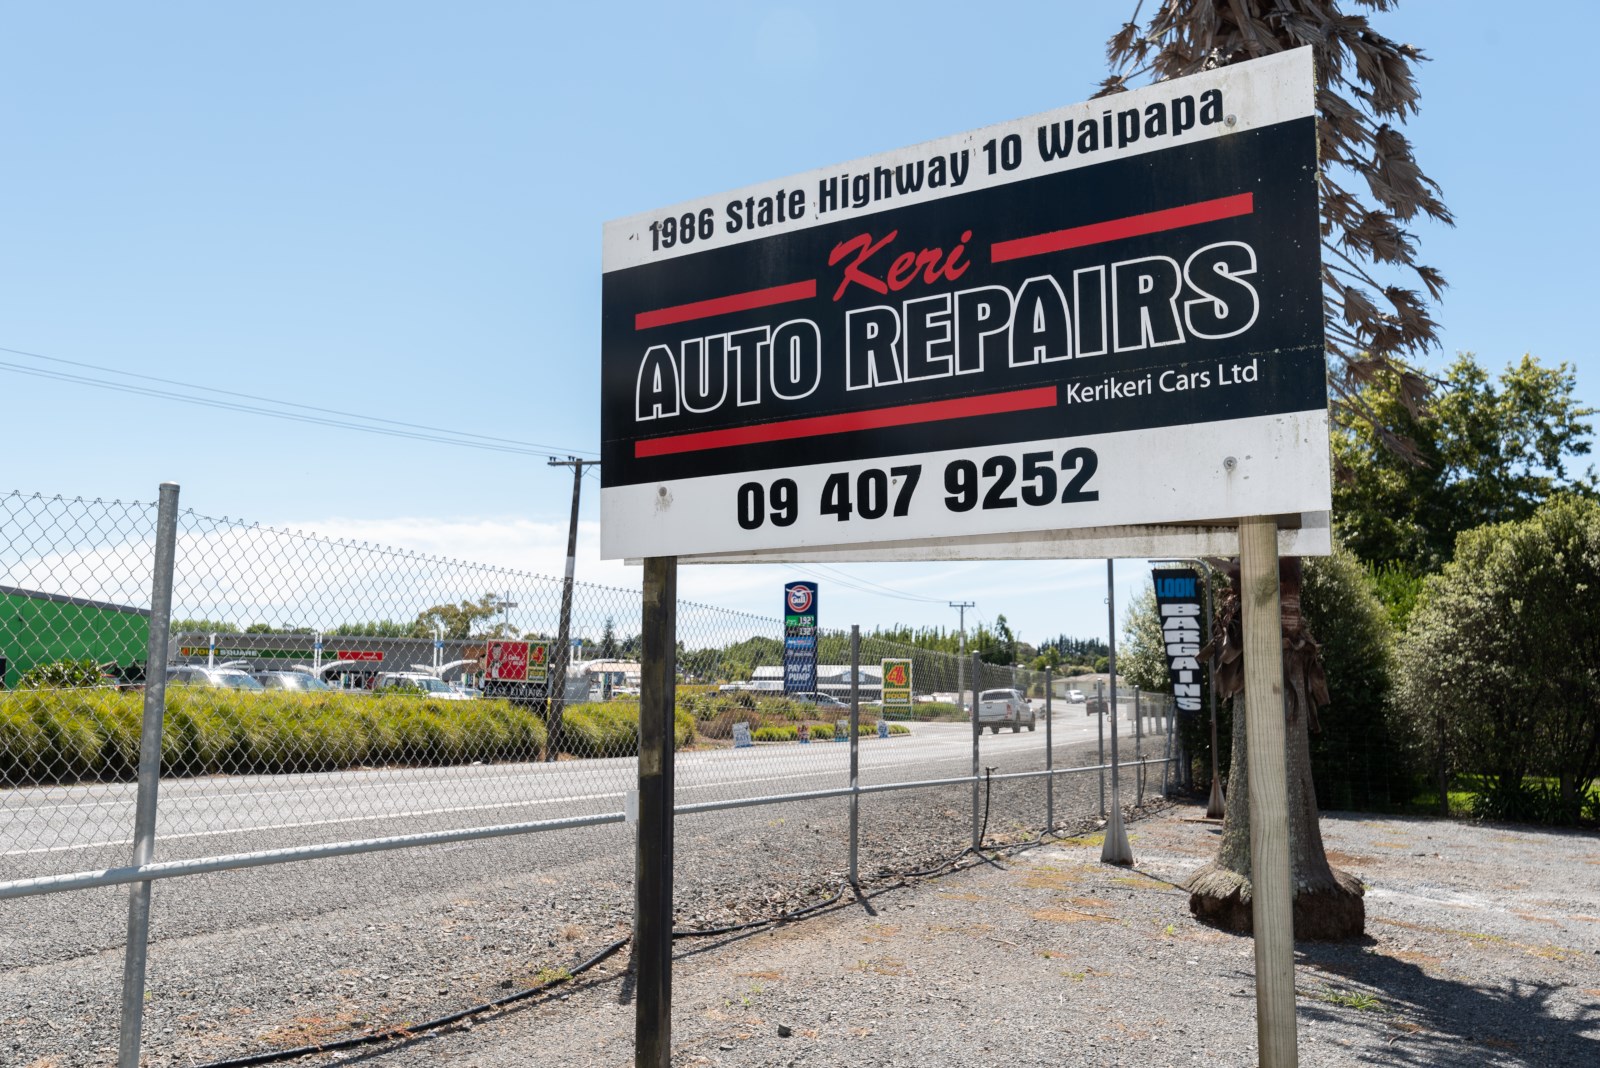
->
[788,563,949,604]
[802,562,949,604]
[0,344,598,459]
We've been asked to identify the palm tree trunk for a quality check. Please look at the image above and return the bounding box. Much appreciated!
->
[1184,685,1364,938]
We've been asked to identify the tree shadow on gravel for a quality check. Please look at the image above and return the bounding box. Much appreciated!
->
[1293,940,1600,1066]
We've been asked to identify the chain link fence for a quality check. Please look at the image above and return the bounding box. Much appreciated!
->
[1,486,1174,1066]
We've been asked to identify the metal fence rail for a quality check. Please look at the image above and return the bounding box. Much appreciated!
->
[0,484,1177,1067]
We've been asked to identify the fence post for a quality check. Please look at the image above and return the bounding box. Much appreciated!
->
[1044,668,1054,834]
[970,650,981,851]
[635,556,678,1068]
[1162,696,1175,797]
[1135,686,1145,805]
[848,625,860,889]
[118,482,179,1068]
[1096,679,1106,818]
[1101,559,1132,865]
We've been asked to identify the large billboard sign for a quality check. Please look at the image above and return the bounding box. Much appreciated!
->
[601,50,1328,562]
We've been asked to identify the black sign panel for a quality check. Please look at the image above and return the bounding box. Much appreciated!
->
[604,119,1321,489]
[600,50,1328,560]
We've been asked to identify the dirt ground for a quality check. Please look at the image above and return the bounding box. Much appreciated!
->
[272,802,1599,1067]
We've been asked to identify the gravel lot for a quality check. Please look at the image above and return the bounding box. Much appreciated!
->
[251,803,1596,1068]
[4,749,1597,1067]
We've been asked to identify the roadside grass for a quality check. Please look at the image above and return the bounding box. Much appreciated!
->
[1317,988,1386,1012]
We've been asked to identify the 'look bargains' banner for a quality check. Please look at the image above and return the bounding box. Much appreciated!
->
[1152,568,1204,714]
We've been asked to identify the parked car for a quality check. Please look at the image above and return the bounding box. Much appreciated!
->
[789,691,849,709]
[254,670,331,692]
[1066,689,1086,703]
[166,666,264,691]
[372,671,473,700]
[978,688,1035,733]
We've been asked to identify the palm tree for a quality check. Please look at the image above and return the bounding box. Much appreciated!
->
[1101,0,1452,462]
[1185,558,1364,938]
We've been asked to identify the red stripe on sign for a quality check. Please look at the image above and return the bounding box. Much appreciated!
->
[633,386,1057,458]
[990,193,1254,263]
[635,280,817,330]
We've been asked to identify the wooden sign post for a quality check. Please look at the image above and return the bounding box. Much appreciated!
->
[635,556,677,1067]
[1239,517,1297,1066]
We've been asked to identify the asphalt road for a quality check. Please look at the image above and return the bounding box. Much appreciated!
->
[0,705,1162,884]
[0,706,1170,1064]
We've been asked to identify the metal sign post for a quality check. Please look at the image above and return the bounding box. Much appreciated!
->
[971,650,982,851]
[848,626,861,888]
[1044,668,1054,832]
[1100,560,1132,865]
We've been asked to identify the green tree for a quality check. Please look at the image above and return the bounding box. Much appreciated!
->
[18,658,106,689]
[1397,497,1600,824]
[1366,560,1426,632]
[1119,582,1172,693]
[170,619,239,634]
[1300,548,1409,811]
[1334,354,1596,575]
[1103,0,1452,434]
[976,615,1018,666]
[696,635,784,683]
[412,593,515,640]
[1127,552,1402,808]
[330,620,413,638]
[599,616,619,660]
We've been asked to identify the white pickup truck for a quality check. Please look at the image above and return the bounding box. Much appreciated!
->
[977,688,1035,733]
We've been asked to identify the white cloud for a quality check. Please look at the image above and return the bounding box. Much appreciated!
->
[4,500,1145,647]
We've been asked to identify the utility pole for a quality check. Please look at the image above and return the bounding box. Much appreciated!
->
[547,456,600,761]
[949,601,974,711]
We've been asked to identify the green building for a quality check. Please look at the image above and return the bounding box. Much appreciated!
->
[0,585,150,688]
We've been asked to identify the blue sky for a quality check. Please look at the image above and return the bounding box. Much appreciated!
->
[3,1,1596,647]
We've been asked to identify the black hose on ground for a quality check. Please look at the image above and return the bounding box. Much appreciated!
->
[191,935,632,1068]
[189,885,847,1068]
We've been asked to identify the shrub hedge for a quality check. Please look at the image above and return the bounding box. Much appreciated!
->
[750,723,910,742]
[559,701,695,758]
[1,689,557,785]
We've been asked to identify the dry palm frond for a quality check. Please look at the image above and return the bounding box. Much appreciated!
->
[1100,0,1452,457]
